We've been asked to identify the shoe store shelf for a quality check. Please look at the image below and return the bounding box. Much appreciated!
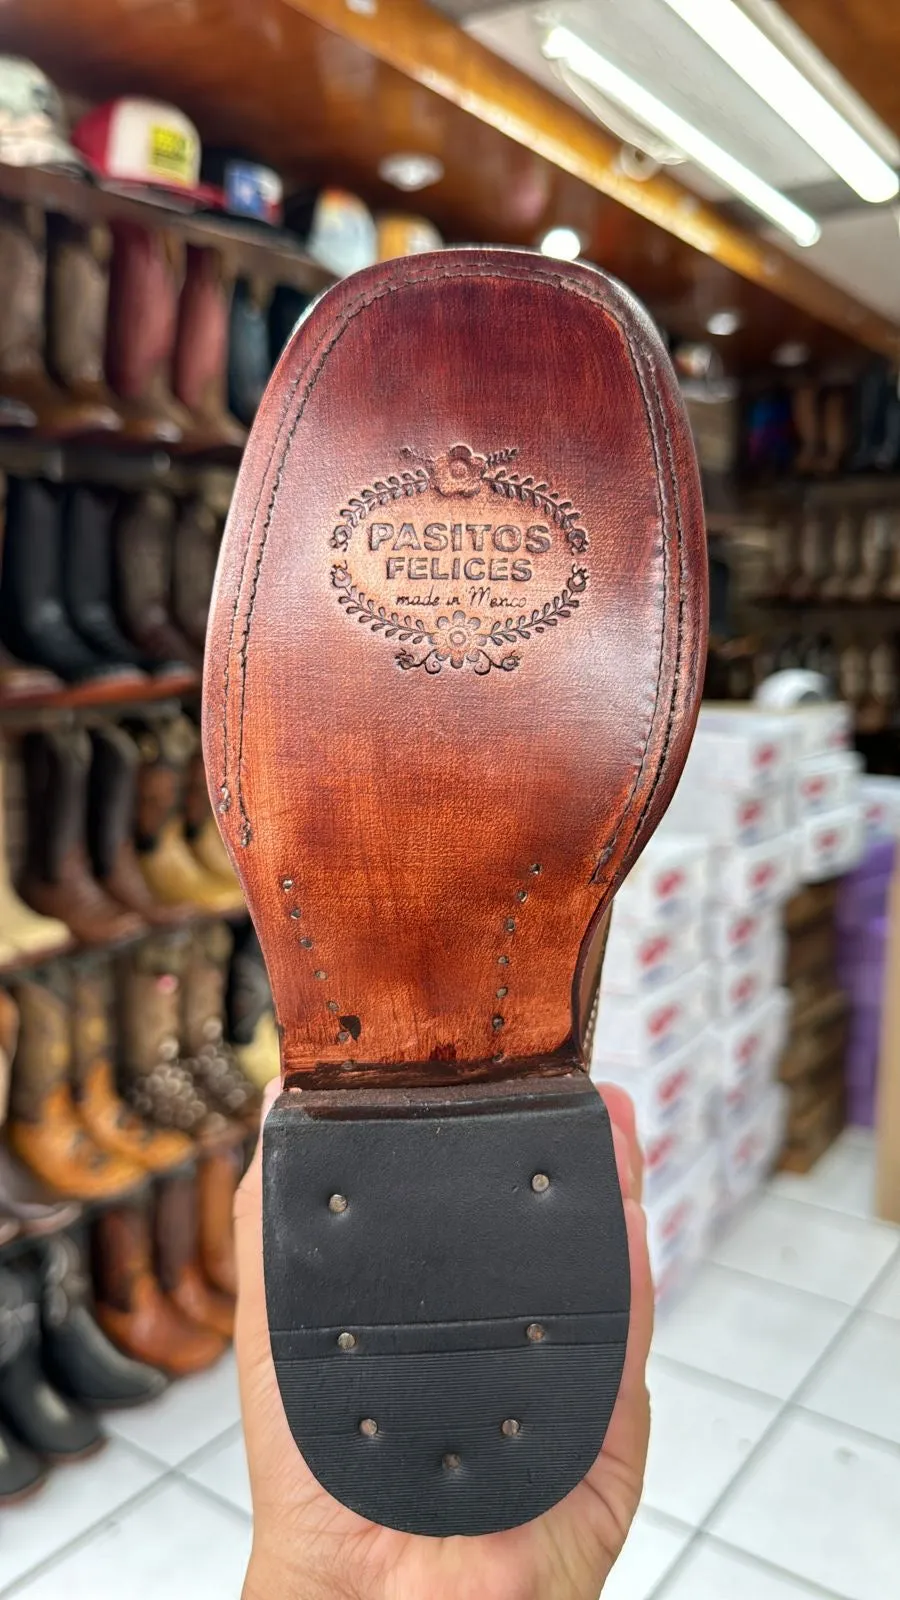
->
[0,158,335,298]
[0,436,239,500]
[0,673,200,723]
[0,905,249,982]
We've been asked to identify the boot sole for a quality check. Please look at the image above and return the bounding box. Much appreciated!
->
[203,249,707,1534]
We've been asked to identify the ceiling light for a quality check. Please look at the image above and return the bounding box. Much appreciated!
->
[543,25,821,247]
[377,153,444,192]
[772,340,810,367]
[539,226,584,260]
[660,0,899,204]
[706,309,742,336]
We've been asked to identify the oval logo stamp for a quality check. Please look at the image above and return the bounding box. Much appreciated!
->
[329,444,589,674]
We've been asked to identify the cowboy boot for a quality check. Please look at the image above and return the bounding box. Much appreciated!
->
[172,246,246,455]
[0,739,70,963]
[133,718,244,913]
[87,723,193,927]
[114,491,201,672]
[19,727,146,945]
[154,1166,235,1340]
[851,510,891,599]
[0,1262,104,1461]
[183,924,259,1121]
[184,745,242,892]
[7,968,145,1202]
[0,479,145,687]
[0,990,81,1237]
[105,221,191,445]
[820,512,859,599]
[92,1199,225,1377]
[116,934,238,1146]
[202,250,707,1534]
[817,386,849,475]
[0,473,63,702]
[45,214,124,428]
[227,923,279,1089]
[882,511,900,599]
[230,275,274,425]
[791,385,820,474]
[197,1143,241,1299]
[39,1231,167,1409]
[71,955,194,1174]
[0,200,119,438]
[171,498,221,651]
[0,1414,44,1504]
[63,486,184,677]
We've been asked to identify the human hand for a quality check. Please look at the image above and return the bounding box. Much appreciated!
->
[237,1081,652,1600]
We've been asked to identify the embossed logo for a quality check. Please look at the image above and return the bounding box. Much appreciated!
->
[329,444,589,674]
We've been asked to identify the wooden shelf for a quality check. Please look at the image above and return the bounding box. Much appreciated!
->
[0,436,237,504]
[0,904,249,980]
[0,670,199,722]
[751,594,900,613]
[0,158,334,296]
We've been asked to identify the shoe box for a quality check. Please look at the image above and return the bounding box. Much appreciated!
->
[859,775,900,841]
[592,961,711,1070]
[709,831,798,911]
[795,804,865,883]
[645,1147,719,1304]
[719,1083,788,1209]
[708,933,786,1020]
[610,834,711,926]
[688,706,794,792]
[792,749,862,820]
[592,1031,716,1200]
[601,902,704,996]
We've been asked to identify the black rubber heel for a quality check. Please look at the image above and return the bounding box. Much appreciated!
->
[262,1072,630,1536]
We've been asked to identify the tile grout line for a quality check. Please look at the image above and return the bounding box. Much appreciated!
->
[0,1475,174,1600]
[646,1241,900,1598]
[170,1465,252,1524]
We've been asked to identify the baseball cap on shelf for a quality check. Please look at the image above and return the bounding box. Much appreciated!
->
[0,56,85,174]
[72,98,208,207]
[286,188,377,278]
[200,149,284,228]
[377,214,443,262]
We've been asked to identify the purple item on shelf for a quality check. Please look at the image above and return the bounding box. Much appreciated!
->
[836,838,895,929]
[846,1004,880,1127]
[838,916,888,1007]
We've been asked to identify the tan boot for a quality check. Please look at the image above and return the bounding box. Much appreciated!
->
[93,1199,225,1377]
[198,1144,242,1298]
[0,741,71,961]
[154,1168,235,1340]
[8,968,145,1202]
[183,747,241,892]
[227,925,280,1089]
[234,1010,280,1090]
[182,925,259,1122]
[134,720,244,914]
[116,934,240,1150]
[71,955,194,1175]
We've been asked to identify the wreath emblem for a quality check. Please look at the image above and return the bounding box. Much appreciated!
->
[330,444,590,675]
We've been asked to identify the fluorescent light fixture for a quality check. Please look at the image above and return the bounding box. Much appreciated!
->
[706,309,742,336]
[539,225,583,259]
[543,25,821,247]
[660,0,899,204]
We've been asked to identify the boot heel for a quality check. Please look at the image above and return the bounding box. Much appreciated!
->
[263,1072,629,1536]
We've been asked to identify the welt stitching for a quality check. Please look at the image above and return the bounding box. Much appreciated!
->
[227,262,680,857]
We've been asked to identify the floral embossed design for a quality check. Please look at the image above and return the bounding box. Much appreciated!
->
[429,445,487,496]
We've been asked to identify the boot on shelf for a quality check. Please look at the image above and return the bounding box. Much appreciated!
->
[71,954,194,1174]
[820,513,860,600]
[87,723,194,927]
[105,222,191,446]
[197,1144,242,1299]
[172,246,246,455]
[0,740,70,962]
[45,215,125,427]
[184,745,242,894]
[0,200,119,437]
[117,934,239,1146]
[791,385,820,475]
[133,718,244,914]
[0,1415,44,1505]
[171,498,221,651]
[92,1199,225,1377]
[882,511,900,600]
[63,487,185,678]
[19,727,146,945]
[114,491,201,672]
[39,1231,167,1409]
[154,1167,235,1340]
[227,922,280,1089]
[851,510,891,599]
[817,387,849,475]
[848,361,890,473]
[0,474,65,702]
[183,924,260,1122]
[0,989,81,1237]
[0,1262,104,1462]
[229,275,274,427]
[7,968,146,1203]
[0,479,146,687]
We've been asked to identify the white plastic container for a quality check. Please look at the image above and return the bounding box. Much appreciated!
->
[591,962,711,1069]
[601,907,704,996]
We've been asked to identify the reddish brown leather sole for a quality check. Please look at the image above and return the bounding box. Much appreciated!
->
[203,249,707,1535]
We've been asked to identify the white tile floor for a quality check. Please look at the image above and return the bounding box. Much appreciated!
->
[3,1128,898,1599]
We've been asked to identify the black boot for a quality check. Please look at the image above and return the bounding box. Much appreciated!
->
[0,1262,104,1461]
[0,480,143,686]
[63,487,170,675]
[39,1233,168,1409]
[0,1417,44,1504]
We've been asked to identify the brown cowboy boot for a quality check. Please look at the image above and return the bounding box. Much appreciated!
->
[7,968,145,1202]
[19,727,145,946]
[154,1166,235,1340]
[133,718,243,914]
[70,954,194,1174]
[227,923,280,1090]
[92,1198,225,1377]
[0,989,80,1236]
[197,1144,241,1299]
[183,745,242,893]
[116,934,240,1147]
[45,215,124,428]
[0,200,119,438]
[202,250,706,1534]
[0,739,70,963]
[114,492,201,673]
[171,498,221,651]
[172,246,246,456]
[105,222,191,445]
[182,924,259,1122]
[87,723,193,927]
